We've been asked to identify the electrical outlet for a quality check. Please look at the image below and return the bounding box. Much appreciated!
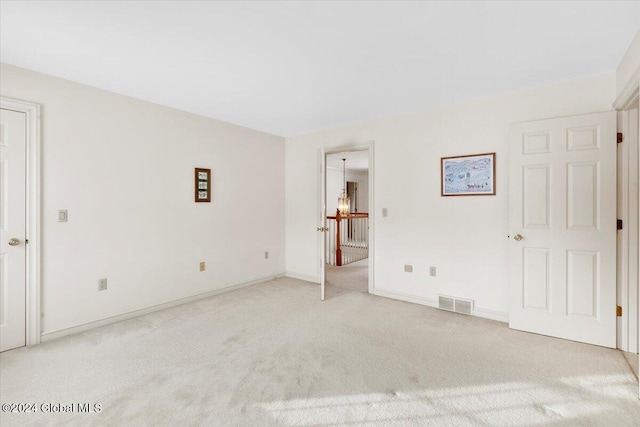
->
[264,251,269,259]
[199,262,206,272]
[430,266,437,277]
[404,264,413,273]
[98,278,107,291]
[382,208,388,217]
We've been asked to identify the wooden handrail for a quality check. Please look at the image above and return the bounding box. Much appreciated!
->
[329,210,369,266]
[327,212,368,220]
[325,209,369,267]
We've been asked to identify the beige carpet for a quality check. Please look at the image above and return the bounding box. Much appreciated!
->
[1,276,639,426]
[326,258,368,297]
[624,352,639,379]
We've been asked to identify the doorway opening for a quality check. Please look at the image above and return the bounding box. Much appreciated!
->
[323,148,371,299]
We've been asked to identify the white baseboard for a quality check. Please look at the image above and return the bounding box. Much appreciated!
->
[473,306,509,323]
[373,288,509,323]
[284,270,319,284]
[41,272,285,342]
[374,288,438,308]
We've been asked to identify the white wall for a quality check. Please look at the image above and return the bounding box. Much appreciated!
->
[352,171,369,214]
[617,29,640,100]
[286,73,616,318]
[0,63,286,335]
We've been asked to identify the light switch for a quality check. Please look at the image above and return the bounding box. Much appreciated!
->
[58,210,68,222]
[382,208,388,217]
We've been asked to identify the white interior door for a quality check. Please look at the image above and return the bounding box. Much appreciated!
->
[0,108,27,352]
[508,111,617,348]
[318,147,326,300]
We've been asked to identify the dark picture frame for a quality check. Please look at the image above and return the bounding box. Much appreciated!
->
[195,168,211,202]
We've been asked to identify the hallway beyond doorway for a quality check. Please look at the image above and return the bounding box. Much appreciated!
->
[325,258,368,299]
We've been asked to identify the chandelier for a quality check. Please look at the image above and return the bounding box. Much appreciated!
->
[337,158,350,216]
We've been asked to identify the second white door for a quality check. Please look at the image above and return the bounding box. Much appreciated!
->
[0,107,27,352]
[508,111,617,348]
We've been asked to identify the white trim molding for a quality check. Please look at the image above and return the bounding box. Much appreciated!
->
[373,288,509,323]
[324,141,375,295]
[285,271,319,283]
[42,273,285,342]
[614,90,640,354]
[0,96,42,346]
[614,65,640,111]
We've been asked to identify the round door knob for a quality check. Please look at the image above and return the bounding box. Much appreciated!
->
[8,238,20,246]
[514,234,523,241]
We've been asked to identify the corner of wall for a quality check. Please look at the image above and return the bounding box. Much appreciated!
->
[616,29,640,104]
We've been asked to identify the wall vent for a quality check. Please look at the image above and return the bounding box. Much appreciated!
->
[438,295,455,312]
[438,295,474,316]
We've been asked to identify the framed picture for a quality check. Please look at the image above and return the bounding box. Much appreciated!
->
[195,168,211,202]
[441,152,496,196]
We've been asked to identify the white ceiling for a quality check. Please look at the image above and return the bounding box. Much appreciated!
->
[327,151,369,172]
[1,1,638,137]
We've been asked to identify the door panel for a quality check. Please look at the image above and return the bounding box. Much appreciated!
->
[523,247,550,311]
[522,165,550,228]
[567,250,598,317]
[0,108,27,352]
[567,162,599,230]
[509,111,616,348]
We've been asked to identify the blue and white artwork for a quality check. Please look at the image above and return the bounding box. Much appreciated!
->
[441,153,495,196]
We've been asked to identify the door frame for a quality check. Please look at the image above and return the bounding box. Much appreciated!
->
[616,102,639,354]
[321,141,375,294]
[613,75,640,355]
[1,96,41,347]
